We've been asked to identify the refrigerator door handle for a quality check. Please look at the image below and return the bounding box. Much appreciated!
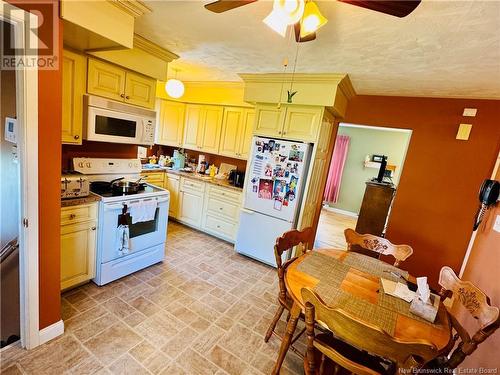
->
[241,208,255,214]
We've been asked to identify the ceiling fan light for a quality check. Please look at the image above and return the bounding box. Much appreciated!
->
[272,0,305,25]
[165,78,185,98]
[263,10,288,37]
[300,1,328,37]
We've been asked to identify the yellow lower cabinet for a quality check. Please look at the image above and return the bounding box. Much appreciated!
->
[60,219,97,291]
[165,173,180,219]
[141,171,165,188]
[178,190,204,228]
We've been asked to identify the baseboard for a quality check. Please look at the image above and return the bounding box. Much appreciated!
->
[39,319,64,345]
[322,205,358,218]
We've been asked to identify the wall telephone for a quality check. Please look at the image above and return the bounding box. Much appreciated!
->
[473,179,500,231]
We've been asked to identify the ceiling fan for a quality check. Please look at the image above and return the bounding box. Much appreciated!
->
[205,0,421,42]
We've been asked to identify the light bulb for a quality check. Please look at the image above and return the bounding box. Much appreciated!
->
[299,1,328,38]
[165,79,185,99]
[263,10,288,37]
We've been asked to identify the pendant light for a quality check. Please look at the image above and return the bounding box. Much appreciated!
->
[263,0,305,37]
[299,1,328,38]
[165,69,185,99]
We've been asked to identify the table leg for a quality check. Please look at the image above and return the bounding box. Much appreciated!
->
[272,302,301,375]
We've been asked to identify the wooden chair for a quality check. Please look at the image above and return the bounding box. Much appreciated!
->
[344,228,413,267]
[427,266,500,370]
[264,227,314,354]
[301,287,437,374]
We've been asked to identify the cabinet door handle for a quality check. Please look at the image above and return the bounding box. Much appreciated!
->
[219,207,223,210]
[120,94,125,98]
[283,131,286,135]
[74,135,80,140]
[278,131,282,135]
[91,226,96,231]
[125,96,130,100]
[69,214,76,219]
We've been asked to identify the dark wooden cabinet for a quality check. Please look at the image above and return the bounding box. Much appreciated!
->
[355,182,395,237]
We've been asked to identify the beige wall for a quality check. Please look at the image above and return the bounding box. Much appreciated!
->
[455,156,500,369]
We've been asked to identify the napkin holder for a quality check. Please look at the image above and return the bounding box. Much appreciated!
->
[409,292,440,323]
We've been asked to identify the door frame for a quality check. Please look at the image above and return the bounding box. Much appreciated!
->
[1,1,40,349]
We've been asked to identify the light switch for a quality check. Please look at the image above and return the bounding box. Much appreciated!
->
[493,215,500,233]
[456,124,472,140]
[463,108,477,117]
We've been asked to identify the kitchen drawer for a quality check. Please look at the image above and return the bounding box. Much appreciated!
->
[61,203,97,225]
[141,171,165,187]
[203,214,238,240]
[206,197,240,221]
[180,177,205,194]
[208,185,241,203]
[166,172,180,181]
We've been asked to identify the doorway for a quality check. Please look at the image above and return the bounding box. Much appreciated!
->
[314,123,412,249]
[1,19,21,348]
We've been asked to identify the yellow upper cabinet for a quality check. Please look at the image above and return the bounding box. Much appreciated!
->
[282,106,322,142]
[157,100,185,147]
[219,107,255,159]
[254,104,285,138]
[87,58,156,109]
[124,71,156,108]
[87,58,126,102]
[254,104,322,142]
[62,49,87,145]
[182,104,223,153]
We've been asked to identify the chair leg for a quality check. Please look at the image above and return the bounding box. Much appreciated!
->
[265,304,285,343]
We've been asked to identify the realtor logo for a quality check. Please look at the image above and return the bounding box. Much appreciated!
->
[1,1,59,70]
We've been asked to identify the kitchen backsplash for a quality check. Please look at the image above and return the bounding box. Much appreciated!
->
[62,141,247,172]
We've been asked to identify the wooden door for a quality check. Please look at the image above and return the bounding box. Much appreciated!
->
[178,190,203,228]
[282,105,322,142]
[124,71,156,109]
[219,107,243,158]
[87,58,126,102]
[254,104,285,138]
[165,174,180,219]
[199,105,223,154]
[157,100,185,147]
[183,104,203,150]
[62,49,86,144]
[238,109,255,159]
[60,221,96,290]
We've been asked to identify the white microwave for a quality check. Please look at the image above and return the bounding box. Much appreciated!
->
[84,95,156,146]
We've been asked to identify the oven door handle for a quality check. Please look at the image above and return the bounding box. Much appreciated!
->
[104,203,127,211]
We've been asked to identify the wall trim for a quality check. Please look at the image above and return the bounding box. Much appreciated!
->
[340,123,412,133]
[133,34,178,62]
[38,320,64,346]
[322,205,359,218]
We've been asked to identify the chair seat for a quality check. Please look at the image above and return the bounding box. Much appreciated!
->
[312,333,393,375]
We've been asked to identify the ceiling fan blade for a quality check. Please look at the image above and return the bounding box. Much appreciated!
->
[338,0,421,18]
[294,23,316,43]
[204,0,258,13]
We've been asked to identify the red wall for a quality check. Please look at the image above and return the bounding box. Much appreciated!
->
[8,0,63,329]
[344,96,500,286]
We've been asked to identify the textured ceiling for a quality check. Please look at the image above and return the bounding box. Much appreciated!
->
[135,0,500,99]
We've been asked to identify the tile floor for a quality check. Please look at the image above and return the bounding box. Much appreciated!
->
[1,222,305,375]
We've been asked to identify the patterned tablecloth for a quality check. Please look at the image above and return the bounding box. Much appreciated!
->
[297,251,440,335]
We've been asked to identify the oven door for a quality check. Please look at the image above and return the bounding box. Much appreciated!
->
[100,196,169,263]
[86,106,145,145]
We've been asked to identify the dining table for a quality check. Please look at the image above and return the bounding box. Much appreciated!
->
[271,248,453,374]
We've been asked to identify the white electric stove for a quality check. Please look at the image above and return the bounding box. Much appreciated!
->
[73,158,170,285]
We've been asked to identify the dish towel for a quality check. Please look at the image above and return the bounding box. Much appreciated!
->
[117,224,130,255]
[129,200,157,224]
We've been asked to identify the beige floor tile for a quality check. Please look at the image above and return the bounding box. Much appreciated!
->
[207,345,248,375]
[218,324,264,363]
[129,296,160,317]
[134,313,180,347]
[102,297,138,318]
[129,340,156,363]
[161,326,199,359]
[191,325,225,353]
[143,351,171,374]
[159,363,188,375]
[176,348,219,375]
[2,364,23,375]
[73,313,117,342]
[108,353,150,375]
[83,322,142,364]
[189,316,211,333]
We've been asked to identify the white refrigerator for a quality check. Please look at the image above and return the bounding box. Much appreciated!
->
[235,136,312,266]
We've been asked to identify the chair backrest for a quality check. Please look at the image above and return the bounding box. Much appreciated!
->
[274,227,314,301]
[301,287,437,370]
[344,228,413,267]
[437,266,500,369]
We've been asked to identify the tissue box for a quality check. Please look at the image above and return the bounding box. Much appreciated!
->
[409,293,440,323]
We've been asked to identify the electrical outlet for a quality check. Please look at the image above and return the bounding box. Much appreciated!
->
[493,215,500,233]
[463,108,477,117]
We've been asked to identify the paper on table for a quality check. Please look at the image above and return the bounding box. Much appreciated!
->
[381,278,416,303]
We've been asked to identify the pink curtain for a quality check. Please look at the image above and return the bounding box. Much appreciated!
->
[323,135,350,203]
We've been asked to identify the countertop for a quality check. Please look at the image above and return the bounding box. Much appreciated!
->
[61,192,101,207]
[142,167,243,192]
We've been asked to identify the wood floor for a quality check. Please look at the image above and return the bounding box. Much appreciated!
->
[314,207,358,250]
